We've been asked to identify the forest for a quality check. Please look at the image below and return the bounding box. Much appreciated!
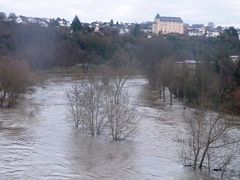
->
[0,13,240,113]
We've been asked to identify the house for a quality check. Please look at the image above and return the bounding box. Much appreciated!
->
[206,29,220,38]
[56,17,70,27]
[14,15,70,28]
[140,21,153,34]
[175,60,197,69]
[152,14,184,35]
[230,55,239,63]
[237,29,240,40]
[188,24,206,36]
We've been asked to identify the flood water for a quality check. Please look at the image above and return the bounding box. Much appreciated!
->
[0,76,237,179]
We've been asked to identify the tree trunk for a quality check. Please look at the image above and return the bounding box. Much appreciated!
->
[199,143,210,169]
[159,86,162,99]
[0,92,6,107]
[162,86,165,102]
[169,89,173,105]
[183,84,186,109]
[177,86,179,99]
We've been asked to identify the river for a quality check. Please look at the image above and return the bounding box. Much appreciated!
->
[0,76,237,179]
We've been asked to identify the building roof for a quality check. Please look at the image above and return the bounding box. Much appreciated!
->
[191,24,205,28]
[155,14,183,23]
[155,14,161,19]
[176,60,197,64]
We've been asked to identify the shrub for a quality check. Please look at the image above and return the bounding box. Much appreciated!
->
[0,57,33,107]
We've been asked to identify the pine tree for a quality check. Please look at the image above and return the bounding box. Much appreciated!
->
[8,13,17,23]
[131,24,141,36]
[71,15,82,32]
[0,12,6,21]
[110,19,114,27]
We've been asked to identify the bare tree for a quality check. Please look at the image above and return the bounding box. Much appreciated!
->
[66,75,107,136]
[158,57,176,104]
[0,57,34,108]
[66,66,136,140]
[66,84,82,128]
[179,106,240,177]
[104,74,136,140]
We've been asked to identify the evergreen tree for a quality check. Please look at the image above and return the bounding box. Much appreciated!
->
[0,12,6,21]
[71,15,82,32]
[110,19,114,27]
[8,13,17,23]
[220,27,240,54]
[220,27,239,43]
[131,24,141,36]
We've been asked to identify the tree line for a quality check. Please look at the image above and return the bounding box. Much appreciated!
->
[0,12,240,112]
[138,32,240,114]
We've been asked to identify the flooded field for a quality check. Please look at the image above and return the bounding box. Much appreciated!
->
[0,76,238,179]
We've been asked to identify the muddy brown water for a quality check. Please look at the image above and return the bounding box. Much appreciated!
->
[0,76,238,179]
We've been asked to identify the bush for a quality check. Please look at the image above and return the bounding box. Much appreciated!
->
[0,57,33,107]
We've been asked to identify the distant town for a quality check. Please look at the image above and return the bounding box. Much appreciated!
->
[2,12,240,39]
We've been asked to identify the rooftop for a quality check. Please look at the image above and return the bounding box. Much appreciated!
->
[155,14,183,23]
[176,60,197,64]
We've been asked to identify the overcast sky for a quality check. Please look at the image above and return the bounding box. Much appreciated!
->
[1,0,240,26]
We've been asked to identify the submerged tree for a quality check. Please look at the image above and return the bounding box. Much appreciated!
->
[66,75,106,136]
[66,67,136,140]
[0,57,34,107]
[103,69,136,140]
[178,103,240,178]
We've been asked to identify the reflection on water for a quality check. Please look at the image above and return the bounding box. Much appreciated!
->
[0,77,219,179]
